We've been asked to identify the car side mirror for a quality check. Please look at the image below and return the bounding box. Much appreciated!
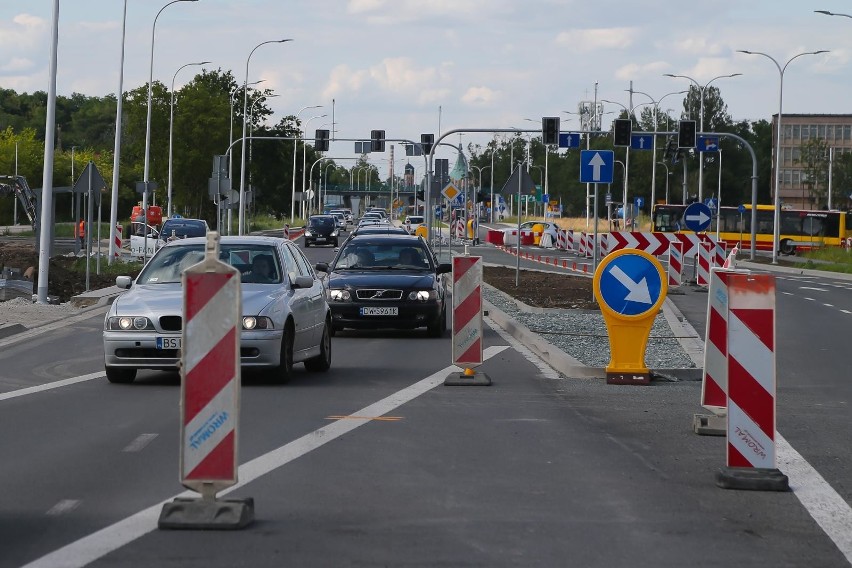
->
[292,275,315,289]
[116,275,133,289]
[314,262,329,273]
[436,263,452,275]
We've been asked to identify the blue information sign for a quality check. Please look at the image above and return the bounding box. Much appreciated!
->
[541,193,549,204]
[597,253,664,317]
[579,150,614,184]
[698,136,719,152]
[630,134,654,151]
[558,133,581,148]
[683,202,712,232]
[634,196,644,209]
[738,204,746,214]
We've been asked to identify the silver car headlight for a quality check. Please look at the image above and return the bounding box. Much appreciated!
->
[331,230,339,236]
[304,230,314,237]
[408,290,437,302]
[106,316,155,331]
[242,316,273,330]
[328,289,351,301]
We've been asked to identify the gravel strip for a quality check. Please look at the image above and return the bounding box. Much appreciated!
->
[482,284,697,369]
[0,297,81,327]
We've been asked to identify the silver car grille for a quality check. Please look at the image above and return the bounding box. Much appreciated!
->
[355,289,403,300]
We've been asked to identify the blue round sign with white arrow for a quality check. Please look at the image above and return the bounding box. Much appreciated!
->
[683,202,713,232]
[594,249,666,318]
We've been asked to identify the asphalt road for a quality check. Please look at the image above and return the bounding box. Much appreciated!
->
[1,227,851,567]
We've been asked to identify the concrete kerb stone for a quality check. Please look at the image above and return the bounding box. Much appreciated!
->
[736,260,852,281]
[70,285,125,308]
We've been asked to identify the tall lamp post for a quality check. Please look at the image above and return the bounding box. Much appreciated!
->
[167,60,208,218]
[629,89,687,210]
[246,93,279,220]
[470,165,490,221]
[736,48,828,264]
[663,73,741,202]
[657,161,671,204]
[239,38,292,235]
[291,105,322,224]
[143,0,197,236]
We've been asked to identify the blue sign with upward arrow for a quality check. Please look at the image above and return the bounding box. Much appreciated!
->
[684,202,713,232]
[597,252,663,317]
[559,133,581,148]
[631,134,654,151]
[579,150,614,184]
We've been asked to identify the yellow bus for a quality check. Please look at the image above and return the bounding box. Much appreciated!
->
[651,203,850,255]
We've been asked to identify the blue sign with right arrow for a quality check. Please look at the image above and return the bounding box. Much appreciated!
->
[683,202,712,232]
[579,150,614,184]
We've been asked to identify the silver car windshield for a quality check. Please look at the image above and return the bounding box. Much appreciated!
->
[136,244,283,284]
[334,242,432,271]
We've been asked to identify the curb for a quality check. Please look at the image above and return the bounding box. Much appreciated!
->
[736,260,852,281]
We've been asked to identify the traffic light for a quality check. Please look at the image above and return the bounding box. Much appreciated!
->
[663,137,677,161]
[314,129,329,151]
[542,117,560,146]
[421,133,434,154]
[613,118,632,146]
[371,129,386,152]
[678,120,696,148]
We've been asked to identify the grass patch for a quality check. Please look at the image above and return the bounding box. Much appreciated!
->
[67,257,143,276]
[800,247,852,274]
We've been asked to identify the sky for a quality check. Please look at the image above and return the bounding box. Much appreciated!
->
[2,0,852,180]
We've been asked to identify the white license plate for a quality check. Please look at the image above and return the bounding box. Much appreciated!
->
[156,336,181,349]
[315,237,326,242]
[360,307,398,316]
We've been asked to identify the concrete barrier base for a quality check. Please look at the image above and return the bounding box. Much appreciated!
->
[715,467,789,492]
[444,371,491,386]
[693,413,726,436]
[158,497,254,530]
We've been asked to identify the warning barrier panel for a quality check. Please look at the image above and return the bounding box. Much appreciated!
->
[452,256,483,367]
[668,241,683,287]
[114,224,123,258]
[726,273,777,469]
[697,242,713,287]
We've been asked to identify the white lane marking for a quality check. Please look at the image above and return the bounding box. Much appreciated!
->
[0,372,104,402]
[782,291,794,296]
[842,310,852,315]
[805,297,816,302]
[21,345,511,568]
[800,286,829,292]
[122,434,158,453]
[484,316,562,379]
[824,304,834,308]
[777,433,852,565]
[46,500,81,516]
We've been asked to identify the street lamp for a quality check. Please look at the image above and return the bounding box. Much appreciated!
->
[663,72,741,201]
[143,0,197,216]
[239,38,292,235]
[736,48,828,263]
[815,9,852,18]
[629,89,687,210]
[291,105,322,224]
[167,60,209,218]
[657,161,671,204]
[247,93,279,209]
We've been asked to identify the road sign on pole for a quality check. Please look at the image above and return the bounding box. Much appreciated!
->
[698,136,720,152]
[558,132,581,148]
[579,150,614,184]
[159,231,253,530]
[593,249,667,385]
[684,202,713,232]
[630,134,653,151]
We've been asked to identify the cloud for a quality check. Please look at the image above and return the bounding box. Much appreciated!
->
[555,27,637,51]
[614,61,669,81]
[321,58,453,105]
[346,0,504,25]
[0,57,34,74]
[461,86,498,106]
[0,13,47,49]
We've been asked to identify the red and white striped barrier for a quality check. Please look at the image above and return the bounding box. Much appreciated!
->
[597,233,609,257]
[714,241,727,269]
[565,229,575,252]
[180,233,241,491]
[503,228,519,246]
[452,256,483,368]
[556,229,568,250]
[283,224,290,240]
[577,232,587,257]
[609,231,718,258]
[726,273,777,469]
[160,232,254,529]
[455,220,466,239]
[114,224,122,258]
[667,241,683,287]
[697,241,713,286]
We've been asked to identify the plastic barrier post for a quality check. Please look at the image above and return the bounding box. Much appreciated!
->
[697,242,712,286]
[158,232,254,529]
[283,223,290,240]
[667,241,683,287]
[716,273,789,491]
[446,254,490,386]
[114,224,122,259]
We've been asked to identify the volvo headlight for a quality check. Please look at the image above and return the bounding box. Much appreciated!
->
[304,230,314,237]
[331,230,339,236]
[242,316,273,330]
[328,289,351,301]
[409,290,437,301]
[106,316,155,331]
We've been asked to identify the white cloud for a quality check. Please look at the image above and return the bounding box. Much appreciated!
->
[460,86,498,106]
[0,57,34,74]
[555,27,637,51]
[346,0,504,25]
[614,61,669,81]
[0,13,47,49]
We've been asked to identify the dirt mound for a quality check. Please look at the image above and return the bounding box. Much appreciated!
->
[483,265,598,310]
[0,242,120,302]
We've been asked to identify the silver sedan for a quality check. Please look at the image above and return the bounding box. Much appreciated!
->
[103,236,331,384]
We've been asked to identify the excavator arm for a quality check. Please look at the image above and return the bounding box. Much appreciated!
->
[0,175,39,231]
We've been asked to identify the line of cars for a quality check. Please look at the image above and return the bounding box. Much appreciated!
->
[103,213,449,384]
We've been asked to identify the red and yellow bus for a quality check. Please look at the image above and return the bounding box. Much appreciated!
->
[651,204,850,255]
